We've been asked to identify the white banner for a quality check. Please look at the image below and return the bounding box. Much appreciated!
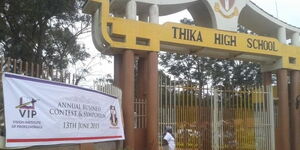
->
[3,73,124,147]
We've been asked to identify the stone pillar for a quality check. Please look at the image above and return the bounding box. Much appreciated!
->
[277,27,287,44]
[146,52,158,150]
[149,4,159,24]
[126,0,137,20]
[276,69,290,150]
[121,1,137,149]
[122,50,135,150]
[146,4,159,150]
[290,71,300,150]
[290,32,300,150]
[292,32,300,46]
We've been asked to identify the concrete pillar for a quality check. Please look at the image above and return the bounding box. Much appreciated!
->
[146,52,158,150]
[277,27,287,44]
[122,1,136,149]
[122,50,135,150]
[290,71,300,150]
[126,0,137,20]
[146,4,159,150]
[290,32,300,150]
[276,69,290,150]
[149,4,159,24]
[292,32,300,46]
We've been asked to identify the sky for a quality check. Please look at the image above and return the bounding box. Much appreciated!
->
[77,0,300,88]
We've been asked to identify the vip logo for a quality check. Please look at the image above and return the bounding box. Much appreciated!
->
[220,0,235,11]
[15,97,38,118]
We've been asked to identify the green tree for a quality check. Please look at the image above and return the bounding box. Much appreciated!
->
[0,0,90,71]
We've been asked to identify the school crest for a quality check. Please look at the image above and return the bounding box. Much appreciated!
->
[219,0,235,11]
[214,0,239,19]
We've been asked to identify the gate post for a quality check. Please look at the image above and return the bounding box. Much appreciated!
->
[290,71,300,150]
[146,4,159,150]
[276,69,290,150]
[122,50,135,150]
[290,32,300,150]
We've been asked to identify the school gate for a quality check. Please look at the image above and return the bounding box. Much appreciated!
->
[158,76,275,150]
[83,0,300,150]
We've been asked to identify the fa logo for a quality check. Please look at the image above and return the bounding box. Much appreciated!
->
[15,97,38,118]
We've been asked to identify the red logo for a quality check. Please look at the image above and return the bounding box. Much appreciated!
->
[219,0,235,11]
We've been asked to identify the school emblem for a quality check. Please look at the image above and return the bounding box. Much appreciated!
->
[219,0,235,11]
[214,0,239,19]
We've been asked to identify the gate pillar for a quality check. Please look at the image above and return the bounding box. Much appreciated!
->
[146,52,158,150]
[146,4,159,150]
[122,50,135,150]
[276,69,290,150]
[290,71,300,150]
[290,32,300,150]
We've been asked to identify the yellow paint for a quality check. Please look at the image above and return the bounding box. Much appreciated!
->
[83,0,300,70]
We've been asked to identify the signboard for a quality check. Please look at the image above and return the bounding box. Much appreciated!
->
[3,73,124,147]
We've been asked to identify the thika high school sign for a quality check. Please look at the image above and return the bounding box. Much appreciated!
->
[3,73,124,147]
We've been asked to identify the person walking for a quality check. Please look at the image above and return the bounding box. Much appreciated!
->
[162,126,176,150]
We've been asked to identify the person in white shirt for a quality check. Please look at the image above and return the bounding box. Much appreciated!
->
[162,126,175,150]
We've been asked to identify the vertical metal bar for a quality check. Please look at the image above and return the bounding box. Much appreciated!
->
[258,86,262,150]
[168,78,171,131]
[172,78,176,147]
[213,89,218,150]
[220,90,223,149]
[268,86,275,150]
[159,75,162,149]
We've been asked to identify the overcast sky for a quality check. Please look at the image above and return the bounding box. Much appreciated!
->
[78,0,300,88]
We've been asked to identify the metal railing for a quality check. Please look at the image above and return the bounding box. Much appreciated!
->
[159,75,275,150]
[134,98,147,128]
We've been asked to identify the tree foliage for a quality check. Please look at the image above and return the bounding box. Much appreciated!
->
[0,0,91,70]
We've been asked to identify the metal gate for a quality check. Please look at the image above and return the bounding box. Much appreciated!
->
[159,76,275,150]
